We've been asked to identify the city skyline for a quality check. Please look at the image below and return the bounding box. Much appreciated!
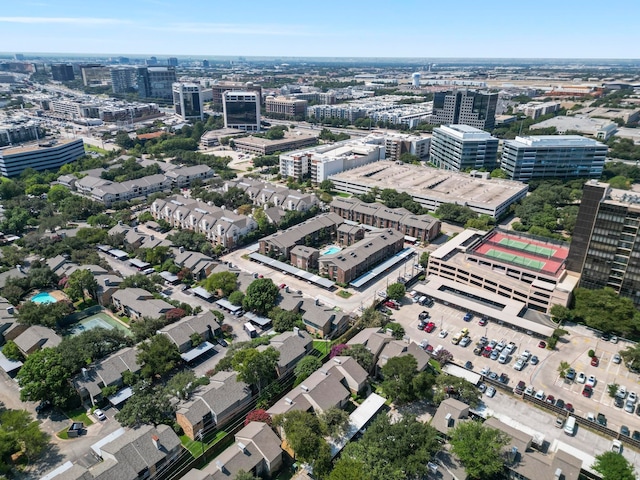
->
[1,0,639,59]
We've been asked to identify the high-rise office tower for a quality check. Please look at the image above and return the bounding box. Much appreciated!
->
[167,57,178,67]
[429,89,498,131]
[223,91,260,132]
[567,181,640,306]
[146,56,158,66]
[430,124,499,171]
[501,135,607,182]
[202,60,210,68]
[51,63,75,81]
[136,66,177,99]
[172,83,204,121]
[110,68,136,94]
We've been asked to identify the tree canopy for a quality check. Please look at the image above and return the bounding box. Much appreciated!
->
[270,307,304,332]
[385,282,406,301]
[592,451,636,480]
[294,356,321,385]
[434,374,481,408]
[115,383,174,428]
[381,355,434,404]
[571,287,640,337]
[341,414,439,480]
[232,347,280,393]
[242,278,279,315]
[137,334,181,379]
[435,203,478,225]
[0,409,49,466]
[64,268,99,302]
[202,271,238,297]
[449,420,510,480]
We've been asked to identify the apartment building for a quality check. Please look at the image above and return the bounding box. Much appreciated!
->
[429,89,498,130]
[501,135,607,182]
[224,178,319,211]
[265,95,308,118]
[258,212,343,259]
[430,124,499,171]
[307,104,366,123]
[330,197,440,242]
[0,121,44,147]
[152,195,258,248]
[279,138,385,182]
[0,138,84,177]
[567,180,640,306]
[319,229,404,284]
[426,229,578,313]
[110,67,136,94]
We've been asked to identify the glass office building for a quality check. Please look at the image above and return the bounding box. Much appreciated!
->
[223,91,260,132]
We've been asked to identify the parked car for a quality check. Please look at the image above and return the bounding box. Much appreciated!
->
[464,360,473,370]
[438,330,448,339]
[614,397,624,408]
[486,386,496,398]
[482,347,492,358]
[534,390,545,401]
[610,336,619,344]
[625,400,635,413]
[520,350,531,362]
[478,317,488,326]
[417,320,426,330]
[565,368,576,381]
[94,409,107,421]
[217,338,228,347]
[35,400,52,414]
[613,353,622,364]
[490,350,499,361]
[383,301,398,310]
[463,312,473,322]
[524,386,534,396]
[418,311,430,320]
[505,342,517,355]
[591,356,599,367]
[633,431,640,442]
[597,413,607,426]
[514,381,526,395]
[611,440,622,454]
[538,341,546,349]
[627,391,637,403]
[478,383,487,393]
[620,425,630,437]
[545,395,555,405]
[473,346,483,356]
[513,359,525,371]
[488,372,499,381]
[424,322,436,333]
[530,355,539,365]
[498,353,508,364]
[480,366,491,376]
[586,375,597,387]
[616,386,627,399]
[576,372,586,384]
[555,399,565,410]
[498,373,509,385]
[564,403,574,413]
[582,385,593,398]
[377,290,387,298]
[459,336,472,347]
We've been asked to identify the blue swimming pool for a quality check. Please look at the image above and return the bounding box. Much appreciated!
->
[322,246,342,256]
[31,292,58,304]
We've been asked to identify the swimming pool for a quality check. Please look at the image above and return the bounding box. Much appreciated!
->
[69,312,132,337]
[31,292,58,304]
[322,245,342,256]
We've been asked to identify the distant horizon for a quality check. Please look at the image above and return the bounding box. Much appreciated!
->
[3,52,640,64]
[1,0,638,59]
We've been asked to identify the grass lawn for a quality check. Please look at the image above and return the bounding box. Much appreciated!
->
[337,290,352,299]
[180,431,227,458]
[84,144,109,155]
[64,406,94,426]
[56,428,69,440]
[336,192,351,198]
[313,340,330,356]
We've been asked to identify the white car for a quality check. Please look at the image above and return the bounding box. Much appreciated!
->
[524,386,534,396]
[377,290,387,298]
[513,359,525,371]
[611,439,622,454]
[459,336,472,347]
[520,350,531,362]
[94,409,107,421]
[480,366,491,376]
[576,372,586,384]
[586,375,597,387]
[625,400,635,413]
[478,383,487,393]
[616,386,627,399]
[498,353,508,364]
[534,389,545,400]
[628,391,637,404]
[613,353,622,364]
[486,386,496,398]
[438,330,448,339]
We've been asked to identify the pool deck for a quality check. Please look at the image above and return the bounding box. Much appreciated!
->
[30,290,69,302]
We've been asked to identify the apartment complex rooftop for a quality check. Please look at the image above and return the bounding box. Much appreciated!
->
[329,161,528,218]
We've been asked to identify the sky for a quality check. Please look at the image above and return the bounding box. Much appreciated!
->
[1,0,639,59]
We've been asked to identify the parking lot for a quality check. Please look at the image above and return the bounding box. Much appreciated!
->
[390,293,640,441]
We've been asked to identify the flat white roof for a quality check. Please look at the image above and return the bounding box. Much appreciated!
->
[91,427,125,457]
[329,393,386,458]
[438,124,496,140]
[40,461,73,480]
[508,135,605,148]
[442,364,482,385]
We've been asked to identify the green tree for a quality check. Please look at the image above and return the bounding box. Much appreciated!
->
[17,349,76,407]
[65,268,99,302]
[232,347,280,393]
[137,334,181,378]
[572,287,640,337]
[115,383,173,427]
[120,273,158,291]
[592,451,636,480]
[270,308,303,333]
[557,361,570,378]
[385,282,405,301]
[294,355,321,385]
[436,203,478,224]
[202,271,238,297]
[450,420,510,480]
[329,457,368,480]
[359,307,386,328]
[419,251,430,268]
[620,343,640,371]
[228,290,245,306]
[144,245,170,266]
[434,374,481,408]
[1,340,23,362]
[342,414,439,480]
[0,409,49,464]
[234,471,260,480]
[490,168,507,178]
[381,355,420,404]
[385,322,405,340]
[87,213,116,228]
[319,406,350,439]
[242,278,279,315]
[273,410,326,465]
[165,371,198,401]
[319,180,334,192]
[344,344,374,372]
[130,317,167,342]
[17,301,74,328]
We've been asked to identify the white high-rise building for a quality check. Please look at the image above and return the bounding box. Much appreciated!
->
[412,72,421,88]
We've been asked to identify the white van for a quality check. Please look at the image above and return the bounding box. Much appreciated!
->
[564,416,576,436]
[243,322,257,338]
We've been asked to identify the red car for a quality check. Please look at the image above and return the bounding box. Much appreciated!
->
[279,283,286,289]
[424,322,436,333]
[564,403,574,413]
[478,318,488,326]
[582,385,593,397]
[538,341,546,349]
[384,301,399,310]
[590,356,599,367]
[482,346,492,358]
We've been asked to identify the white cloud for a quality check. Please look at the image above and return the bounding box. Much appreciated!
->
[0,17,130,25]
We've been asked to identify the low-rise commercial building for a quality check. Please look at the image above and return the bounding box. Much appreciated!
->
[330,197,440,242]
[233,130,318,155]
[265,95,308,118]
[329,161,528,218]
[426,228,578,313]
[319,229,404,284]
[529,115,617,141]
[430,124,499,172]
[501,135,607,182]
[520,101,562,119]
[0,138,84,177]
